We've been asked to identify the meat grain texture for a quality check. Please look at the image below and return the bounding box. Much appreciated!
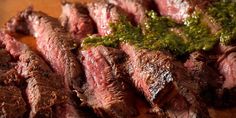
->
[0,30,69,117]
[108,0,151,26]
[81,46,138,118]
[153,0,212,23]
[6,7,82,92]
[60,2,94,44]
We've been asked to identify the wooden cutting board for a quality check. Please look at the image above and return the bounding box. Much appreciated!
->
[0,0,235,118]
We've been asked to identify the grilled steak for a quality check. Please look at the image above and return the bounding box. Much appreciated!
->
[121,44,209,117]
[107,0,151,26]
[0,86,26,118]
[184,51,222,91]
[153,0,212,23]
[121,43,179,106]
[6,7,82,92]
[80,45,138,118]
[87,1,209,117]
[0,31,69,117]
[217,45,236,89]
[60,1,94,44]
[87,1,128,36]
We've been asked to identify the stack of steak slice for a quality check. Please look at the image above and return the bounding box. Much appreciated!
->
[60,1,95,44]
[0,86,26,118]
[60,2,139,117]
[2,0,235,117]
[6,7,82,92]
[0,30,69,117]
[154,0,236,107]
[87,1,209,117]
[0,32,27,118]
[6,7,98,118]
[121,44,209,118]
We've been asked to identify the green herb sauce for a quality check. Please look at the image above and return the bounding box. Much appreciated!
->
[82,1,236,55]
[208,1,236,44]
[182,11,217,52]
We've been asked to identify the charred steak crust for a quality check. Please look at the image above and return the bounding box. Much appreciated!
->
[0,68,21,86]
[121,43,176,104]
[80,46,138,118]
[60,1,94,43]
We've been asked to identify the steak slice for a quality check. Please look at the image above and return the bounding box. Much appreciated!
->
[6,7,82,91]
[217,44,236,89]
[153,0,212,23]
[184,51,222,91]
[26,76,68,117]
[121,44,209,118]
[87,1,128,36]
[80,45,138,118]
[0,86,26,118]
[107,0,151,26]
[121,43,180,107]
[60,1,94,44]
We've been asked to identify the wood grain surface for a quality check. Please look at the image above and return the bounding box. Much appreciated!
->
[0,0,235,118]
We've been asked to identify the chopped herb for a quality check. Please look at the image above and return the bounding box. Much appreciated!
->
[208,1,236,44]
[82,2,236,55]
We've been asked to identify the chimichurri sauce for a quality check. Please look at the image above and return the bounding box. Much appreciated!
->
[82,1,236,56]
[182,11,218,52]
[208,1,236,44]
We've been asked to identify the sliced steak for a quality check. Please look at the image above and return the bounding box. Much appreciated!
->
[217,44,236,89]
[121,43,179,107]
[0,31,70,117]
[60,1,94,44]
[86,1,209,117]
[184,51,222,90]
[153,0,222,39]
[107,0,151,26]
[80,45,138,118]
[121,43,209,117]
[26,76,68,117]
[87,1,127,36]
[153,0,211,23]
[6,7,82,92]
[0,86,26,118]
